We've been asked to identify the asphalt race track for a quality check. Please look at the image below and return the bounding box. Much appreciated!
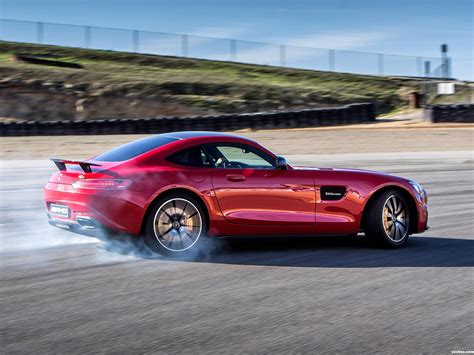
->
[1,151,473,353]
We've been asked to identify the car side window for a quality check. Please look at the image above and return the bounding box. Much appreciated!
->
[166,146,211,167]
[205,144,275,169]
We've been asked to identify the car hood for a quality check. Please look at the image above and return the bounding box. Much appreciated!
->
[292,165,409,183]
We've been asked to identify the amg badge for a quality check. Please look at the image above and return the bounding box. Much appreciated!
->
[50,204,70,218]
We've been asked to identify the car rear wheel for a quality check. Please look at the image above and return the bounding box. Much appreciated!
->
[365,190,410,248]
[144,193,208,256]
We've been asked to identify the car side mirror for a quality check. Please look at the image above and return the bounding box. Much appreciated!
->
[275,155,288,169]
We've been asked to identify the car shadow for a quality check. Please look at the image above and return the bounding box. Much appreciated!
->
[200,235,474,268]
[102,234,474,268]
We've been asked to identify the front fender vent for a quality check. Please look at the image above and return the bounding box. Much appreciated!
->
[321,186,346,201]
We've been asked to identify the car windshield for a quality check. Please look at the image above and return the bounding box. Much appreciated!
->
[94,136,178,162]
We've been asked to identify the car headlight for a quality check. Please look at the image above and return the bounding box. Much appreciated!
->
[409,180,426,201]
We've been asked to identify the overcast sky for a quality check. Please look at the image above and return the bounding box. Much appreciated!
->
[0,0,472,79]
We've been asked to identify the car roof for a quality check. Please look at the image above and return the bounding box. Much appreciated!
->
[159,131,244,140]
[92,131,275,164]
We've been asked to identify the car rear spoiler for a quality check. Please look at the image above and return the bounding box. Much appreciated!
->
[50,158,101,173]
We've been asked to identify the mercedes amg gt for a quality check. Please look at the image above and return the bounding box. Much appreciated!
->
[44,131,428,254]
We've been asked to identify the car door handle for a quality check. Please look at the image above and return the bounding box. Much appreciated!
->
[226,174,246,182]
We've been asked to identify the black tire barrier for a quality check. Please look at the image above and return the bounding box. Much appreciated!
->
[0,103,376,136]
[424,104,474,123]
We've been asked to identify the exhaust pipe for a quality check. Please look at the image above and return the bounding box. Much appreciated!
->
[76,216,98,230]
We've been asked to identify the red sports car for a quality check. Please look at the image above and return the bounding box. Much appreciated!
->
[44,132,428,254]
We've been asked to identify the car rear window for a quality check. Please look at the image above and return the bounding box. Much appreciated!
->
[94,136,178,162]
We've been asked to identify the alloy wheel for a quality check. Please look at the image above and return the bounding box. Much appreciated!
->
[153,198,202,252]
[382,195,409,242]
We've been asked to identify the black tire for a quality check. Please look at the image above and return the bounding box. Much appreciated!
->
[365,189,411,248]
[144,192,209,256]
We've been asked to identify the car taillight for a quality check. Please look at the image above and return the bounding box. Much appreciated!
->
[72,178,131,190]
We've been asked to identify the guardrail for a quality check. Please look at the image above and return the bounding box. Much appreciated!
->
[0,103,375,136]
[425,104,474,123]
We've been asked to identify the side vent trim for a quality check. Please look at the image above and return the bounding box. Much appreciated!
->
[321,186,347,201]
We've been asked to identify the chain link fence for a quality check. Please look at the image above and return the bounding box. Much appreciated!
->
[1,18,443,78]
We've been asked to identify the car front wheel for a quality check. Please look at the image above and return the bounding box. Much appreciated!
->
[365,190,411,248]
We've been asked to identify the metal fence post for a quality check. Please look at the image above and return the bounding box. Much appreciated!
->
[36,22,44,44]
[279,44,286,67]
[181,34,188,57]
[422,61,432,106]
[230,39,237,61]
[441,43,449,79]
[448,57,452,78]
[416,57,422,77]
[329,49,335,71]
[133,30,140,53]
[84,26,91,48]
[424,61,431,78]
[377,54,384,75]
